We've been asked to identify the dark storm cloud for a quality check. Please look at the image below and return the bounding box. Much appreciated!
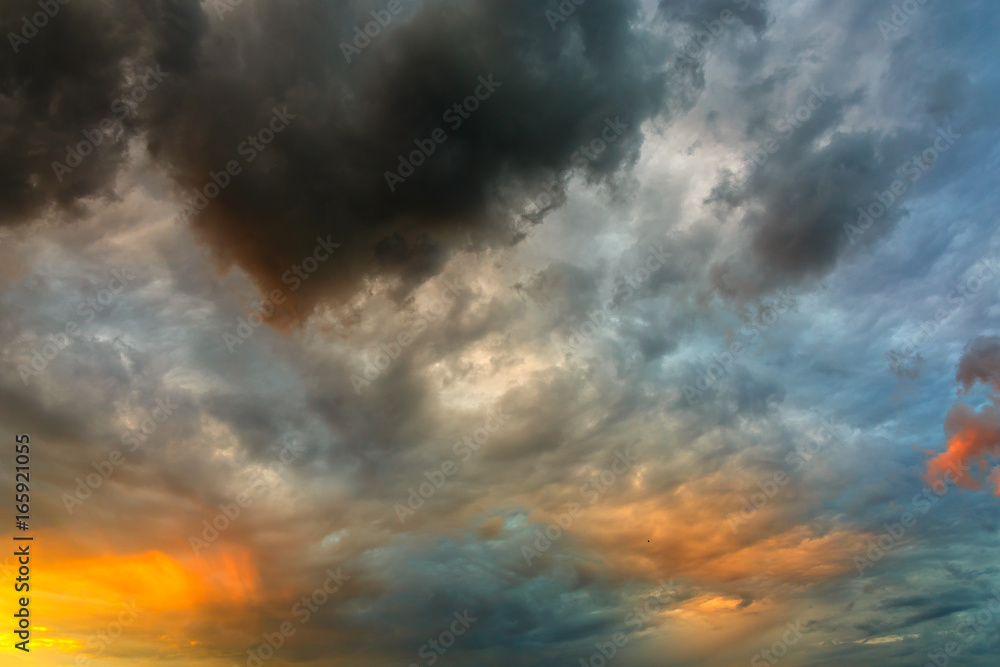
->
[0,0,205,223]
[147,0,687,318]
[1,0,784,321]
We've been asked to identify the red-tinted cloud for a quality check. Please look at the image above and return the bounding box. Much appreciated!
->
[925,336,1000,494]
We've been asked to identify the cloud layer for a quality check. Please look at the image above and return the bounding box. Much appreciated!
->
[1,0,1000,666]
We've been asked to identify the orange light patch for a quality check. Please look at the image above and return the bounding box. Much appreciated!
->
[925,401,1000,492]
[46,548,258,611]
[6,540,262,664]
[678,594,747,615]
[926,429,983,489]
[571,491,864,586]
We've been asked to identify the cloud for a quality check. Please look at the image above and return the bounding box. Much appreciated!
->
[0,0,206,223]
[925,336,1000,495]
[4,0,743,323]
[956,335,1000,393]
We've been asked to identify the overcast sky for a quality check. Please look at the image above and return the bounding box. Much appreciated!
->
[2,1,1000,666]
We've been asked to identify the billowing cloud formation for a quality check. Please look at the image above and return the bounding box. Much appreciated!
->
[0,0,199,222]
[926,336,1000,494]
[2,0,772,321]
[2,0,1000,665]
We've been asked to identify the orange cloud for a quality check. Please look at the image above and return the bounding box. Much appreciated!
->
[1,535,260,665]
[926,336,1000,493]
[46,547,259,612]
[925,403,1000,493]
[571,491,863,587]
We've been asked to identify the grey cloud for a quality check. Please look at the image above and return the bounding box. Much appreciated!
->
[956,335,1000,393]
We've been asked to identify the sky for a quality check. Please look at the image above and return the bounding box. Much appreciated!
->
[1,0,999,666]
